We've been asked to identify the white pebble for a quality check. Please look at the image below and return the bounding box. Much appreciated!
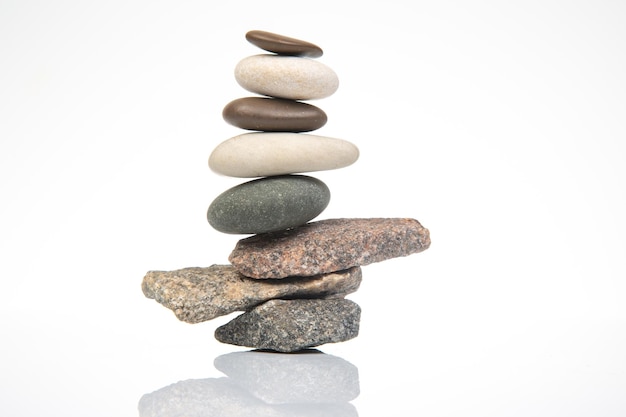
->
[235,55,339,100]
[209,132,359,178]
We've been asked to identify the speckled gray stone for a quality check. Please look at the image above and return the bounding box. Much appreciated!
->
[215,299,361,352]
[141,265,361,323]
[207,175,330,234]
[230,217,431,278]
[214,350,360,404]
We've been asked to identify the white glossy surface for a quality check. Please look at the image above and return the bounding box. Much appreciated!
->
[1,1,626,415]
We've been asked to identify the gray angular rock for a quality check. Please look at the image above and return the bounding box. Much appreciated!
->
[214,350,360,404]
[207,175,330,234]
[230,217,431,278]
[142,265,361,323]
[215,299,361,352]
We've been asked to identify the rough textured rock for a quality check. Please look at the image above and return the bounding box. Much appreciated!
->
[209,132,359,178]
[207,175,330,234]
[214,350,360,404]
[138,377,358,417]
[142,265,361,323]
[222,97,327,132]
[235,55,339,100]
[230,217,431,278]
[215,299,361,352]
[246,30,323,58]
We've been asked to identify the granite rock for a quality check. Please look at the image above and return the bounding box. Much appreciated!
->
[207,175,330,234]
[230,218,431,278]
[222,97,327,132]
[235,54,339,100]
[209,132,359,178]
[214,350,360,404]
[141,265,361,323]
[215,299,361,352]
[246,30,323,58]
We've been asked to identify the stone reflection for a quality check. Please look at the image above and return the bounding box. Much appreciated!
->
[138,349,359,417]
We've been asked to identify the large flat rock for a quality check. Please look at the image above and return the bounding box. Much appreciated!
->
[229,217,431,278]
[215,299,361,352]
[142,265,361,323]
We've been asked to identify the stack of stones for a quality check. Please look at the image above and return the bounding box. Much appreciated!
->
[142,30,431,353]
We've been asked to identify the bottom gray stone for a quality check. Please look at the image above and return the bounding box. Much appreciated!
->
[215,299,361,352]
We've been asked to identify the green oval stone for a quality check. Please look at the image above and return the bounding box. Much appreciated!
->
[207,175,330,234]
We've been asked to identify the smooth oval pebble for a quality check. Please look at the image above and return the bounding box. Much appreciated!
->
[235,55,339,100]
[209,132,359,178]
[207,175,330,234]
[245,30,323,58]
[223,97,327,132]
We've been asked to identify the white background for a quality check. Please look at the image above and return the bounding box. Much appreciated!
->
[1,0,625,415]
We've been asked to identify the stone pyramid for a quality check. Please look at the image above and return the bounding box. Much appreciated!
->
[142,30,431,352]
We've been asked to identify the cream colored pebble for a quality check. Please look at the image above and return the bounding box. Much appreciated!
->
[234,55,339,100]
[209,132,359,178]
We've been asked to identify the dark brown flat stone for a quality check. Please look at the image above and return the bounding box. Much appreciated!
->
[223,97,327,132]
[246,30,323,57]
[229,218,431,278]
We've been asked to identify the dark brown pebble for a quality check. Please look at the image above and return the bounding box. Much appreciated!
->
[222,97,327,132]
[245,30,323,58]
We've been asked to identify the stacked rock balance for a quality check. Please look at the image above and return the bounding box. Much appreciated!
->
[142,30,431,353]
[207,30,355,235]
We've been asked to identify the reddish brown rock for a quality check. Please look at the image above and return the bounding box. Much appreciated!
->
[229,218,431,279]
